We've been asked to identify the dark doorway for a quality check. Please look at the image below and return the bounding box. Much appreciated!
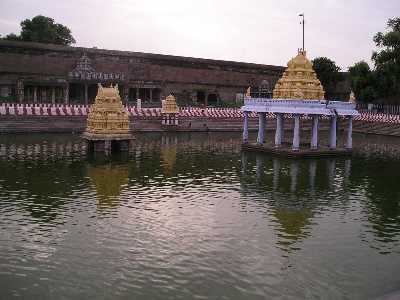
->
[69,83,83,104]
[207,93,218,106]
[111,141,121,153]
[197,91,206,106]
[88,84,98,104]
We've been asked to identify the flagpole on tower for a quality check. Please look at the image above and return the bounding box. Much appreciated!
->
[299,13,305,52]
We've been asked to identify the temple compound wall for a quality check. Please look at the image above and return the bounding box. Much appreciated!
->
[0,40,286,106]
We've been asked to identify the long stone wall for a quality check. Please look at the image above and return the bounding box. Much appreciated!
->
[0,40,285,105]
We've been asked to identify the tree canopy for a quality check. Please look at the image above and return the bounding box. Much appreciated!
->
[312,57,341,96]
[1,15,75,45]
[349,17,400,103]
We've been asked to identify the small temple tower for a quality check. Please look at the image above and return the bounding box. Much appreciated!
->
[82,84,134,154]
[161,94,179,128]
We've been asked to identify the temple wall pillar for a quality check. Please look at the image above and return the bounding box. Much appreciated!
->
[42,88,47,103]
[17,80,24,103]
[64,84,69,104]
[51,87,56,104]
[33,87,37,103]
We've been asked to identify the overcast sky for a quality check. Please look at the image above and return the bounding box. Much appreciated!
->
[0,0,399,70]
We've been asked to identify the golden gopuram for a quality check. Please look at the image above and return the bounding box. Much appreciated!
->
[82,83,134,154]
[273,50,325,100]
[161,94,179,127]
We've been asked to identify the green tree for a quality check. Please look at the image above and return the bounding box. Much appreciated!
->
[1,33,21,41]
[348,61,377,103]
[1,15,75,45]
[372,17,400,98]
[312,57,341,97]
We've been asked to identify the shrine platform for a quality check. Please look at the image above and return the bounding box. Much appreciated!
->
[242,143,352,158]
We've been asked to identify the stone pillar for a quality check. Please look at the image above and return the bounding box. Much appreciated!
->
[17,80,24,103]
[329,115,337,149]
[123,86,129,104]
[243,111,249,143]
[275,113,283,147]
[136,88,139,100]
[149,89,153,102]
[42,88,47,103]
[346,116,353,149]
[64,84,69,104]
[33,87,37,103]
[311,115,319,149]
[292,114,300,151]
[84,84,88,105]
[51,87,56,104]
[257,112,266,144]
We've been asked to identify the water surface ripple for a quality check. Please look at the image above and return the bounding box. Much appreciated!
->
[0,132,400,300]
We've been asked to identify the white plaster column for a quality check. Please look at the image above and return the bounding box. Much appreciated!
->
[243,111,249,143]
[329,115,337,149]
[257,112,266,144]
[292,114,300,151]
[274,113,283,147]
[311,115,319,149]
[346,116,353,149]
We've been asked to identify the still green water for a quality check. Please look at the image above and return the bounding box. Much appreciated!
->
[0,132,399,300]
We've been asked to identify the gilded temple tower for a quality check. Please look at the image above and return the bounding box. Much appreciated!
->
[82,84,134,154]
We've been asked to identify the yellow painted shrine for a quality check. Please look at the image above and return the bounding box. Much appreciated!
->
[85,84,130,136]
[162,94,179,114]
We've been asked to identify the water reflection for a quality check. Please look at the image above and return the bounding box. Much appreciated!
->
[87,162,129,209]
[240,151,400,254]
[0,133,400,299]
